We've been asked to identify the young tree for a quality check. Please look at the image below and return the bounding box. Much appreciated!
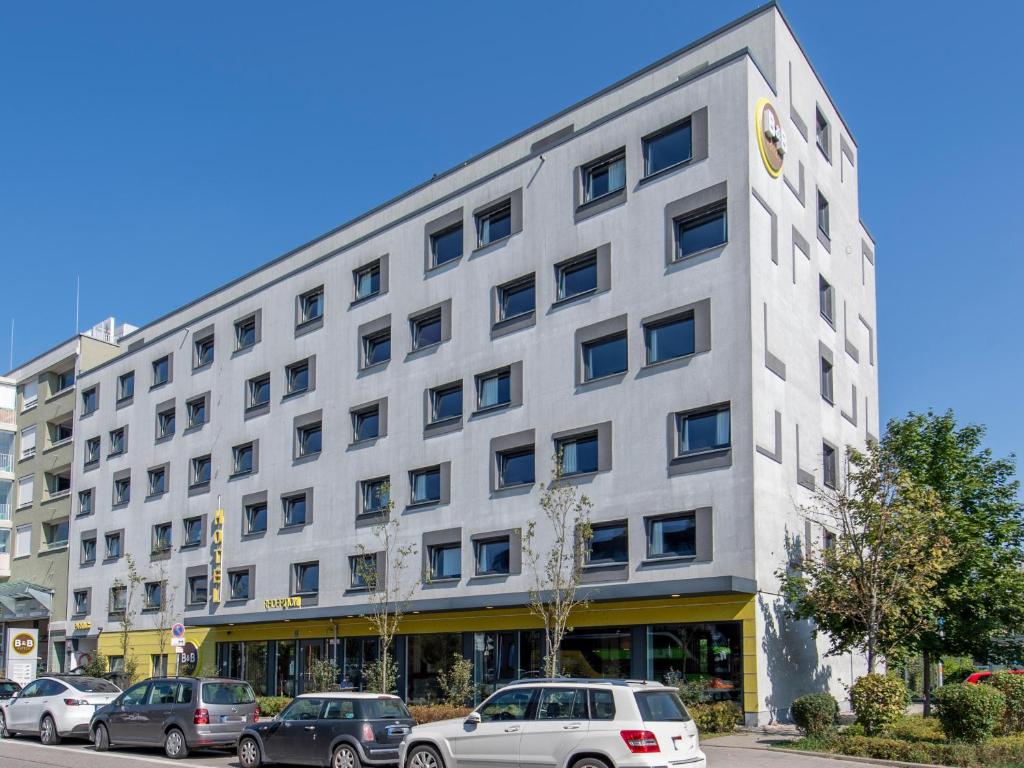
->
[112,553,144,682]
[152,561,177,675]
[778,442,954,673]
[522,454,593,678]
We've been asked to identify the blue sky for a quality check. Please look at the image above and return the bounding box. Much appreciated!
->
[1,1,1021,465]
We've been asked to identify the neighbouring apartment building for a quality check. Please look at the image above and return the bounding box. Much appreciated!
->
[1,319,130,673]
[65,3,877,724]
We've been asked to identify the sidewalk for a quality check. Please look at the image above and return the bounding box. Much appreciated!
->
[704,726,804,749]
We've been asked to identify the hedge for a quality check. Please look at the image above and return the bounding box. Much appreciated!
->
[934,683,1006,743]
[784,733,1024,767]
[408,704,473,724]
[849,674,909,736]
[791,693,838,737]
[689,701,739,734]
[991,672,1024,733]
[257,696,292,717]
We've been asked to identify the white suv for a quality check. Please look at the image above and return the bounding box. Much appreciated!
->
[399,679,706,768]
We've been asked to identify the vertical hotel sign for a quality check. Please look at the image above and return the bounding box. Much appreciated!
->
[211,507,224,604]
[755,98,787,177]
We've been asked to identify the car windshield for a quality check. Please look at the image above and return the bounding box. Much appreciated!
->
[202,682,255,705]
[68,677,120,693]
[359,698,411,720]
[635,690,692,722]
[0,682,20,694]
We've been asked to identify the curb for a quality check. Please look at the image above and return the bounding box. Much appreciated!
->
[764,745,955,768]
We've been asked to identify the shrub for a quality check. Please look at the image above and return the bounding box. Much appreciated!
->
[849,673,909,736]
[976,734,1024,766]
[885,714,945,743]
[408,704,473,724]
[436,654,475,707]
[791,692,838,737]
[257,696,292,717]
[663,668,707,706]
[78,651,109,678]
[990,672,1024,733]
[689,701,740,734]
[934,683,1006,743]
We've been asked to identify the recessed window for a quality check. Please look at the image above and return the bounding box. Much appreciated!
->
[497,276,535,322]
[354,261,381,300]
[157,407,175,439]
[823,443,838,489]
[821,357,834,403]
[144,581,163,609]
[352,406,380,442]
[152,356,170,387]
[643,119,692,177]
[105,531,123,559]
[678,406,731,455]
[350,554,376,589]
[84,437,100,465]
[475,537,510,576]
[556,253,597,301]
[477,369,511,410]
[188,574,208,605]
[556,433,599,476]
[183,516,202,547]
[429,543,461,580]
[247,374,270,409]
[113,476,130,507]
[229,570,250,600]
[109,427,126,456]
[44,520,69,548]
[110,585,127,614]
[430,224,463,267]
[819,276,835,324]
[583,333,627,381]
[477,202,512,246]
[676,204,727,259]
[298,286,324,326]
[583,152,626,203]
[817,191,830,238]
[412,310,443,351]
[19,426,36,459]
[78,489,93,516]
[588,522,628,565]
[283,494,308,527]
[816,108,831,160]
[82,387,98,415]
[233,442,255,474]
[644,314,695,365]
[430,383,463,424]
[147,467,166,496]
[152,522,172,554]
[55,368,75,392]
[235,315,257,350]
[498,447,535,488]
[293,561,319,595]
[117,371,135,402]
[46,470,71,497]
[363,329,391,368]
[361,477,390,515]
[244,502,268,535]
[73,590,89,614]
[49,418,73,445]
[190,455,211,487]
[823,529,836,550]
[194,335,215,368]
[286,360,310,395]
[20,381,38,410]
[297,423,322,456]
[186,396,207,428]
[410,467,441,504]
[648,513,696,559]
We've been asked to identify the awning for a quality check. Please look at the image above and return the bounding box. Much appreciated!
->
[0,580,53,623]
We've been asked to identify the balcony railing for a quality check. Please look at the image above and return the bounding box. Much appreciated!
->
[0,452,12,473]
[0,502,10,521]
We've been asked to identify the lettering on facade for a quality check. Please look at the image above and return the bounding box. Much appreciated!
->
[11,633,36,655]
[211,508,224,604]
[263,596,303,610]
[755,98,787,177]
[73,621,92,631]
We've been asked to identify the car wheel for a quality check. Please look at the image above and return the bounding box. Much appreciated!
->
[93,723,110,751]
[0,711,13,738]
[407,744,444,768]
[39,714,61,745]
[333,743,361,768]
[570,758,611,768]
[238,736,262,768]
[164,727,190,759]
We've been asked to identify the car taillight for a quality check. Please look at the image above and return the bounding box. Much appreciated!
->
[253,706,260,722]
[194,708,210,725]
[64,698,89,706]
[620,730,660,753]
[361,722,375,742]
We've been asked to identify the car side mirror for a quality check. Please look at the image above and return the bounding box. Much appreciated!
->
[465,712,481,725]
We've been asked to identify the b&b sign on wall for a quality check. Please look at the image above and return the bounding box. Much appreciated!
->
[6,628,39,687]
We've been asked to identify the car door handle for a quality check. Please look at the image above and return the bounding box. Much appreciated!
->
[562,724,582,730]
[504,726,521,733]
[304,725,316,731]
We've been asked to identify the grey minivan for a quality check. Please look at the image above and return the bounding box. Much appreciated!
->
[90,677,258,758]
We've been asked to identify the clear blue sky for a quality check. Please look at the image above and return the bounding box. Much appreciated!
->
[1,1,1020,465]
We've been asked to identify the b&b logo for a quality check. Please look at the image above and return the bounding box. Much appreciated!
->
[12,633,36,655]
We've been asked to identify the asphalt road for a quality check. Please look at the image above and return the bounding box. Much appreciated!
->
[0,737,884,768]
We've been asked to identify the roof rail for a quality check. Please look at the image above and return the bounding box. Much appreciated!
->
[504,678,660,687]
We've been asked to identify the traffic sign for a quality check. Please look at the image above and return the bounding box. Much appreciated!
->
[171,623,185,639]
[171,636,186,647]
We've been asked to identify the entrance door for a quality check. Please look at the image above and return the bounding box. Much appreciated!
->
[298,639,325,694]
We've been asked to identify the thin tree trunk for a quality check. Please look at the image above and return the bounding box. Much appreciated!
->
[923,649,932,718]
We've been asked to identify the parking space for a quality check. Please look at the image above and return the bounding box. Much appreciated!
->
[0,737,239,768]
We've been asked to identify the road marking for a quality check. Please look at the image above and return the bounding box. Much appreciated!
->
[0,738,230,767]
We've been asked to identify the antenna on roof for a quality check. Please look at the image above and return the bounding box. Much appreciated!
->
[75,275,80,337]
[8,318,13,372]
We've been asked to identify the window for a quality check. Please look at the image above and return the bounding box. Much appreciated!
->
[229,570,250,600]
[293,562,319,595]
[556,433,599,475]
[55,368,75,392]
[412,310,443,351]
[84,437,100,465]
[188,574,208,605]
[430,224,463,267]
[537,688,588,720]
[498,447,535,488]
[144,581,163,609]
[588,522,628,565]
[497,276,535,322]
[352,406,380,442]
[298,286,324,326]
[363,329,391,368]
[583,333,627,380]
[677,406,731,454]
[354,261,381,300]
[152,522,172,554]
[823,529,837,550]
[19,426,36,458]
[286,360,310,395]
[283,494,308,527]
[645,314,695,365]
[430,384,462,424]
[0,530,9,556]
[817,190,830,238]
[350,554,376,589]
[556,253,597,301]
[241,375,268,413]
[823,443,838,489]
[821,357,834,403]
[46,470,71,497]
[157,406,175,438]
[44,520,69,548]
[590,689,616,720]
[816,108,831,160]
[152,356,170,387]
[475,537,510,576]
[479,688,534,722]
[410,467,441,504]
[244,502,267,535]
[477,369,511,410]
[148,467,166,496]
[110,585,127,614]
[819,276,834,323]
[676,205,727,259]
[583,151,626,202]
[105,531,123,559]
[235,315,257,350]
[81,387,98,415]
[20,380,38,410]
[194,334,214,368]
[73,590,89,614]
[233,442,255,474]
[429,543,461,580]
[49,418,73,445]
[186,396,207,428]
[297,423,321,457]
[109,427,126,456]
[183,516,203,547]
[648,514,696,559]
[477,203,512,246]
[113,476,131,505]
[643,119,692,176]
[361,477,390,515]
[117,371,135,402]
[78,489,93,516]
[14,524,31,558]
[191,455,211,487]
[17,474,34,508]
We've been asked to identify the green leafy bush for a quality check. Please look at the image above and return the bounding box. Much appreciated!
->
[885,715,946,743]
[976,734,1024,766]
[689,701,740,734]
[788,732,1024,767]
[408,704,473,724]
[934,683,1006,743]
[791,692,838,737]
[436,654,475,707]
[990,672,1024,733]
[849,674,909,736]
[257,696,292,717]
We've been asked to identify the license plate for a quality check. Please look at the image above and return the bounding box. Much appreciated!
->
[220,715,244,723]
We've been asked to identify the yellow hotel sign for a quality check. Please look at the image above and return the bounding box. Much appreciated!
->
[264,596,302,610]
[211,508,224,604]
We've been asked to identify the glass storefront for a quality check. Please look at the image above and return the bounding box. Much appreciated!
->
[406,633,461,704]
[559,627,632,679]
[648,622,742,702]
[275,640,296,697]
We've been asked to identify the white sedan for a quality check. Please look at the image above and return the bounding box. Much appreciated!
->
[1,676,121,744]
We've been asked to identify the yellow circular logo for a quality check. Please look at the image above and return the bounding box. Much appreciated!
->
[755,98,787,178]
[12,633,36,655]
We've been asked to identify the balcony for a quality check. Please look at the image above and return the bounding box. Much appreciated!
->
[0,502,10,521]
[0,408,14,428]
[0,452,11,473]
